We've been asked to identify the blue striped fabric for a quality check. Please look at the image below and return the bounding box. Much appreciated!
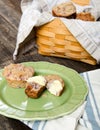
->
[79,72,100,130]
[32,121,41,130]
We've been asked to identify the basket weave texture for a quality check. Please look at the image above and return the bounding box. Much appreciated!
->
[71,0,90,6]
[36,18,96,65]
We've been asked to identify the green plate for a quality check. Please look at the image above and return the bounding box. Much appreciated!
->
[0,61,88,120]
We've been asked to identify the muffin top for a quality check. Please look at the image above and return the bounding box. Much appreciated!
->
[3,63,34,81]
[52,1,76,17]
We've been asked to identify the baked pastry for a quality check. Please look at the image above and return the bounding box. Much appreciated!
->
[76,12,95,21]
[52,1,76,19]
[3,63,34,88]
[25,76,47,98]
[45,75,64,96]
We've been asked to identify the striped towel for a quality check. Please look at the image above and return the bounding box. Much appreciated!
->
[79,69,100,130]
[21,69,100,130]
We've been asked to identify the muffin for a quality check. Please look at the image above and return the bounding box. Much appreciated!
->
[52,1,76,19]
[25,76,47,98]
[76,12,95,21]
[3,63,34,88]
[45,75,64,96]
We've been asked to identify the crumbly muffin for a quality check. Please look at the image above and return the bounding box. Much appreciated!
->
[52,1,76,19]
[25,76,47,98]
[3,63,34,88]
[76,12,95,21]
[45,75,64,96]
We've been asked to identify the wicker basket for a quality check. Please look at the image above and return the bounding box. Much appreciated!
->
[71,0,90,6]
[36,18,96,65]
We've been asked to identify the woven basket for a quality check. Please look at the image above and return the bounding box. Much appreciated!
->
[71,0,90,6]
[36,18,96,65]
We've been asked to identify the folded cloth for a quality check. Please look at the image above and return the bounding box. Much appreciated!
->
[13,0,100,63]
[21,102,86,130]
[21,69,100,130]
[79,69,100,130]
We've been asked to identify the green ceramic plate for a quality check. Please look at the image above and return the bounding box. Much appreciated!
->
[0,61,88,120]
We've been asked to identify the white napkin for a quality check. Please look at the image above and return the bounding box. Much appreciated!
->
[13,0,100,63]
[79,69,100,130]
[21,102,86,130]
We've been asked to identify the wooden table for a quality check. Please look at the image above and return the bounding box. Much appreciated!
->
[0,0,100,130]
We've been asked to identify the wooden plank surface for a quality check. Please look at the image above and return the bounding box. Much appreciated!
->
[0,0,100,130]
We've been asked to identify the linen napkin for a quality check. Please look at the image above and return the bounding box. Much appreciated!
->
[13,0,100,63]
[79,69,100,130]
[21,102,86,130]
[21,69,100,130]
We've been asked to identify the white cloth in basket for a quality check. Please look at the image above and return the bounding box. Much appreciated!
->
[13,0,100,63]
